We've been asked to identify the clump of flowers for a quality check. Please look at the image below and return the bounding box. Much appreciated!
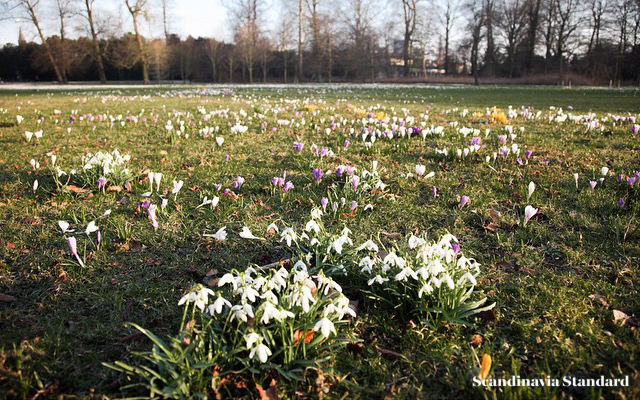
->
[105,265,357,398]
[78,149,131,187]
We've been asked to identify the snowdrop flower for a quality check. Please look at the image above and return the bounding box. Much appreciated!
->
[314,317,337,339]
[356,240,379,252]
[395,267,418,282]
[208,296,231,315]
[527,181,535,201]
[239,226,264,240]
[329,234,352,254]
[408,234,426,249]
[367,275,389,286]
[305,220,321,234]
[383,252,405,268]
[524,205,538,226]
[418,283,433,298]
[250,343,272,363]
[85,221,99,235]
[241,286,260,303]
[244,332,262,349]
[266,223,279,234]
[280,227,297,246]
[218,273,238,291]
[230,303,254,323]
[310,207,323,220]
[359,256,375,273]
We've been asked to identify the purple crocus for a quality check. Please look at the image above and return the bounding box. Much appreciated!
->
[293,141,304,152]
[97,176,107,192]
[631,124,639,134]
[351,201,358,211]
[313,168,324,183]
[628,177,637,188]
[618,198,625,208]
[497,135,507,145]
[525,150,533,159]
[225,154,230,162]
[451,242,460,254]
[344,140,350,149]
[351,176,360,191]
[336,165,346,178]
[234,176,245,189]
[432,186,437,198]
[470,136,481,146]
[460,195,470,208]
[283,181,294,193]
[321,197,328,211]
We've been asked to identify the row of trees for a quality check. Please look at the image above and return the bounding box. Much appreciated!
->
[1,0,640,85]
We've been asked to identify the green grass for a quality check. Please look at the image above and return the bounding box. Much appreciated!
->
[0,85,639,399]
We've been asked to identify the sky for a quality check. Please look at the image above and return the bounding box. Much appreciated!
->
[0,0,278,46]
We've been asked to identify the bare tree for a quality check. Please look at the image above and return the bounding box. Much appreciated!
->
[523,0,542,74]
[228,0,262,83]
[553,0,582,83]
[298,0,303,81]
[483,0,496,76]
[499,0,527,77]
[80,0,107,83]
[437,0,461,74]
[124,0,150,84]
[465,0,485,83]
[401,0,419,76]
[55,0,72,82]
[204,38,222,82]
[1,0,66,82]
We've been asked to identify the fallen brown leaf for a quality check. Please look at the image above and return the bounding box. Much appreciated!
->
[107,185,122,192]
[590,294,609,307]
[0,293,17,302]
[256,379,278,400]
[66,185,89,194]
[293,329,315,346]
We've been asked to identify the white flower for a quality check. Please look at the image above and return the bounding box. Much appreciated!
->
[425,171,435,178]
[245,332,262,349]
[204,226,227,241]
[208,296,231,315]
[314,317,337,338]
[85,221,99,235]
[58,220,72,233]
[305,220,321,234]
[573,173,579,189]
[154,173,162,191]
[367,275,389,285]
[280,227,297,246]
[524,205,538,226]
[161,198,168,210]
[239,226,264,240]
[415,164,426,176]
[527,181,535,201]
[241,286,260,303]
[383,252,405,268]
[418,283,433,298]
[32,180,38,191]
[266,223,279,234]
[250,343,272,363]
[394,267,418,281]
[218,273,238,291]
[329,234,352,254]
[356,240,379,252]
[230,303,254,322]
[601,167,609,177]
[359,256,375,273]
[408,234,426,249]
[172,180,184,195]
[25,131,33,141]
[310,207,323,220]
[216,136,224,146]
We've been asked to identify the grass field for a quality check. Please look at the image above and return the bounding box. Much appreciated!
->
[0,84,639,399]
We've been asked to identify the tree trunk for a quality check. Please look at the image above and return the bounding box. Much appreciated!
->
[27,4,64,83]
[130,12,150,84]
[85,0,107,83]
[297,0,303,82]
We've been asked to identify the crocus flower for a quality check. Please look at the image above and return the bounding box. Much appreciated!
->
[432,186,437,197]
[601,167,609,177]
[631,124,639,134]
[460,195,470,208]
[344,139,350,149]
[313,168,324,183]
[628,177,636,188]
[451,242,460,254]
[225,154,230,162]
[589,180,597,190]
[618,198,625,208]
[58,221,71,233]
[148,205,158,230]
[573,173,579,189]
[32,180,38,192]
[85,221,99,235]
[351,175,360,191]
[524,205,538,226]
[216,136,224,146]
[527,181,535,201]
[172,180,184,198]
[293,141,304,152]
[239,226,264,240]
[97,177,107,192]
[67,236,85,268]
[234,176,245,189]
[321,197,328,211]
[525,150,533,159]
[351,201,358,211]
[283,181,294,193]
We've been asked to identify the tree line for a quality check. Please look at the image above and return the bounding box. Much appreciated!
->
[1,0,639,85]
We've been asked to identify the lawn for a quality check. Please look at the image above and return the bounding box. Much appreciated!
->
[0,84,638,399]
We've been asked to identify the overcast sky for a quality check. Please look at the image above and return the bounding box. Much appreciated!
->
[0,0,282,46]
